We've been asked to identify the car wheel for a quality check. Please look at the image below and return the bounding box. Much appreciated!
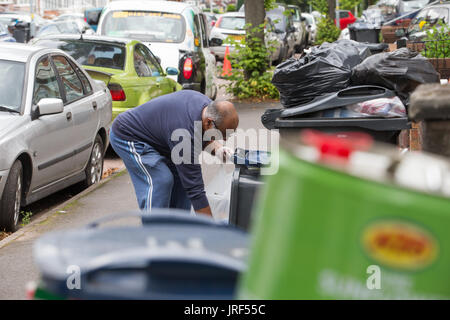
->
[82,134,104,188]
[0,160,23,232]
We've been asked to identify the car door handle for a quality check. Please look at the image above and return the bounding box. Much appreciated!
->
[92,101,98,110]
[66,112,72,121]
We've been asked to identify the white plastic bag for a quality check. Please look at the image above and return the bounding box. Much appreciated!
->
[346,97,406,118]
[205,164,233,221]
[345,96,406,118]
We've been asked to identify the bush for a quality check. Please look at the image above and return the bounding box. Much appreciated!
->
[222,24,279,100]
[422,20,450,58]
[226,4,236,12]
[315,17,341,45]
[224,70,279,100]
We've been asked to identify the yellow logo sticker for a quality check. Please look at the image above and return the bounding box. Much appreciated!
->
[362,221,438,271]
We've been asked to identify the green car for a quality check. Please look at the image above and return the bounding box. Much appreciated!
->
[33,35,182,119]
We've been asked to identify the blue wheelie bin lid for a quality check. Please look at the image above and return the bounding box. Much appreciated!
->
[33,210,249,300]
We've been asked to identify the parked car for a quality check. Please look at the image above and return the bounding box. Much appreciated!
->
[0,23,15,42]
[287,4,309,52]
[0,43,112,232]
[209,12,281,64]
[336,10,357,30]
[33,35,181,120]
[33,20,95,39]
[97,0,217,99]
[266,5,298,61]
[239,3,297,61]
[84,7,103,32]
[301,13,317,45]
[399,0,434,14]
[405,2,450,40]
[204,12,217,28]
[0,12,49,42]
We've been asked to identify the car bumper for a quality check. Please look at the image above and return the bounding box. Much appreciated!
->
[112,101,136,120]
[210,45,236,60]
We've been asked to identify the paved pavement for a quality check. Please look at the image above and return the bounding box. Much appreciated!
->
[0,100,281,299]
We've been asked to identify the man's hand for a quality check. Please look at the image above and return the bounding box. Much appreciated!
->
[209,141,233,163]
[196,206,213,217]
[215,146,233,163]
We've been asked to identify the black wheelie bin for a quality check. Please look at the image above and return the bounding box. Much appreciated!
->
[262,85,410,144]
[228,149,271,232]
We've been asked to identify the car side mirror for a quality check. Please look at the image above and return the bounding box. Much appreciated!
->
[275,29,284,34]
[301,16,306,22]
[35,98,64,118]
[210,37,223,46]
[166,67,179,76]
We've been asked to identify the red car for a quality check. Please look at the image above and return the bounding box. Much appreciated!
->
[335,10,357,30]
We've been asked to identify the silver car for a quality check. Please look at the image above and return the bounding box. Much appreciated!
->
[0,43,112,231]
[209,12,282,64]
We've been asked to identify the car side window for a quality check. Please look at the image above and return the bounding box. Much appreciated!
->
[75,66,93,95]
[339,11,349,18]
[33,56,62,106]
[134,44,158,77]
[199,14,209,47]
[144,46,164,75]
[52,55,84,103]
[193,14,201,47]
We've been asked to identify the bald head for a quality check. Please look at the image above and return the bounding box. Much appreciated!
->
[203,100,239,139]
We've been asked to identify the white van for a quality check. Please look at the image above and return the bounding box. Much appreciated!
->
[97,0,217,99]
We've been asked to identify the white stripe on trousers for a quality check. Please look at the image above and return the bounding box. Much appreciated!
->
[128,141,153,211]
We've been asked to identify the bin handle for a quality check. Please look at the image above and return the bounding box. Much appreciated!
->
[86,209,233,230]
[77,247,247,277]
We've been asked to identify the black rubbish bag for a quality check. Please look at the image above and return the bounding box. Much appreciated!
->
[351,48,440,103]
[272,40,372,108]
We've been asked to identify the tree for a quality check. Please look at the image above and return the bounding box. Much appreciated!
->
[327,0,336,20]
[244,0,266,79]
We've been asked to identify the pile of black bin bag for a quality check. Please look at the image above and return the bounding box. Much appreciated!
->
[272,39,440,109]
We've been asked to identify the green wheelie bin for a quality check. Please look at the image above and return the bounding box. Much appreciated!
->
[238,130,450,299]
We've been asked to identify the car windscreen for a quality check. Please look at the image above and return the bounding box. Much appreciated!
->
[218,16,245,30]
[0,60,25,112]
[267,9,287,32]
[101,11,185,43]
[35,39,127,70]
[36,21,79,37]
[290,8,301,22]
[402,0,431,12]
[409,7,449,34]
[0,23,7,34]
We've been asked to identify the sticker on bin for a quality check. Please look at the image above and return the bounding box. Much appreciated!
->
[362,220,439,271]
[233,148,271,167]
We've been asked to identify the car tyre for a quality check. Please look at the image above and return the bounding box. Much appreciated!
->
[82,134,104,188]
[0,160,23,232]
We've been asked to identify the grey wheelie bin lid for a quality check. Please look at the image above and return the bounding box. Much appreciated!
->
[33,210,249,300]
